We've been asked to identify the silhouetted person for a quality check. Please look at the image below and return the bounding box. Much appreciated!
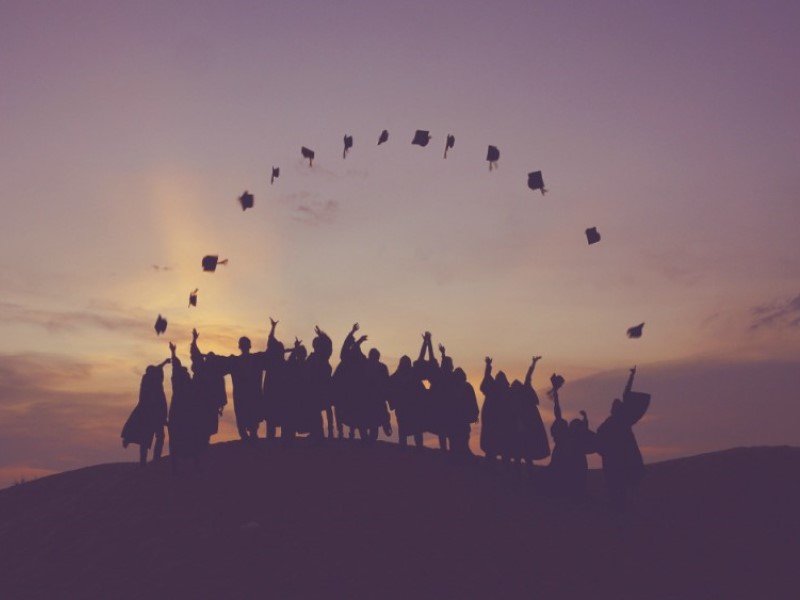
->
[190,329,228,442]
[332,323,365,439]
[283,339,313,442]
[167,342,206,472]
[262,318,293,439]
[362,347,392,442]
[596,367,650,510]
[389,355,425,448]
[480,357,513,464]
[448,367,479,458]
[220,328,269,442]
[429,342,453,451]
[121,358,170,467]
[308,326,335,438]
[548,377,596,497]
[509,356,550,470]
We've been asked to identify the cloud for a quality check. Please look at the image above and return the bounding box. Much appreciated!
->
[293,200,339,225]
[0,301,144,335]
[750,294,800,329]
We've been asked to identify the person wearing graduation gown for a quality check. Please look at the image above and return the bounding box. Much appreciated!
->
[596,367,650,510]
[332,323,367,439]
[509,356,550,467]
[121,358,170,467]
[388,355,425,448]
[413,332,440,446]
[428,343,454,451]
[480,357,513,463]
[189,329,227,442]
[448,367,479,458]
[282,340,313,442]
[167,342,206,472]
[307,326,334,439]
[220,329,269,442]
[361,347,392,442]
[262,318,292,439]
[547,378,595,497]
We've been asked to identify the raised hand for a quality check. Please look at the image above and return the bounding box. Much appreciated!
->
[270,317,279,328]
[357,334,368,344]
[315,325,322,336]
[579,410,587,417]
[532,355,542,364]
[169,341,176,353]
[485,356,492,366]
[438,343,446,355]
[630,365,637,374]
[351,322,360,334]
[192,328,199,341]
[294,337,302,348]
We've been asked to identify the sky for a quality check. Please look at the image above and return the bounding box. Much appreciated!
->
[1,0,799,486]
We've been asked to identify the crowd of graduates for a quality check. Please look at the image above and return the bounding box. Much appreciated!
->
[122,320,650,509]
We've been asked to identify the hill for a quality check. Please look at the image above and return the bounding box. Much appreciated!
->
[0,442,798,599]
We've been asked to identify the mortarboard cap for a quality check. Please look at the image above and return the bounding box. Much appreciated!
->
[238,191,254,211]
[378,129,389,145]
[202,255,228,272]
[550,373,565,392]
[528,171,546,194]
[271,167,280,185]
[444,134,455,158]
[189,289,198,307]
[627,323,645,339]
[586,227,601,245]
[486,145,500,170]
[412,130,431,147]
[301,146,315,166]
[343,134,353,159]
[154,314,167,335]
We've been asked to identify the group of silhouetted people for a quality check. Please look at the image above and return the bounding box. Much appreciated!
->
[122,321,650,509]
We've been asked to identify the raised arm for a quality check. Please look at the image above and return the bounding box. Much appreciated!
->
[190,328,204,363]
[267,317,279,347]
[340,322,359,360]
[580,409,589,427]
[417,332,429,363]
[524,356,541,387]
[438,343,447,364]
[624,366,637,395]
[552,389,563,422]
[155,358,171,369]
[480,356,494,394]
[169,341,182,370]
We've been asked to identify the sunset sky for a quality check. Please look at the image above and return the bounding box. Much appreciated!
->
[1,1,799,486]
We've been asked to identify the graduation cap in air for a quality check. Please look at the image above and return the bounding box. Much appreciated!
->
[343,134,353,159]
[486,145,500,171]
[189,288,199,307]
[238,191,254,211]
[585,227,601,245]
[378,129,389,145]
[444,134,455,159]
[412,130,431,147]
[202,255,228,272]
[154,314,167,335]
[627,323,645,339]
[271,167,280,185]
[527,171,547,195]
[301,146,315,166]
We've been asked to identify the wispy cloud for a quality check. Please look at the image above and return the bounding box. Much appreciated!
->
[0,301,144,335]
[750,294,800,330]
[293,200,339,225]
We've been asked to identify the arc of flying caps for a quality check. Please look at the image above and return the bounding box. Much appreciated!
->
[202,255,228,272]
[486,145,500,171]
[238,191,254,211]
[585,227,601,245]
[343,134,353,159]
[527,171,547,195]
[627,323,645,339]
[378,129,389,145]
[412,130,431,147]
[270,167,280,185]
[188,288,199,307]
[154,314,168,335]
[444,134,455,159]
[301,146,315,166]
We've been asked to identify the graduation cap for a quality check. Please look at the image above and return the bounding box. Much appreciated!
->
[486,146,500,171]
[154,314,167,335]
[550,373,565,394]
[202,255,228,272]
[412,130,431,147]
[585,227,601,245]
[270,167,280,185]
[189,288,199,307]
[627,323,645,339]
[378,129,389,145]
[301,146,315,166]
[343,134,353,159]
[238,191,254,211]
[444,134,455,159]
[527,171,547,195]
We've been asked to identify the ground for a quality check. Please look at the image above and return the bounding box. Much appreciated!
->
[0,441,797,599]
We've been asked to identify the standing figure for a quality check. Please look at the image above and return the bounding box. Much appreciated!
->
[388,355,425,448]
[220,329,269,442]
[596,367,650,510]
[308,326,334,439]
[429,343,454,451]
[362,347,392,442]
[167,342,206,472]
[190,329,228,443]
[480,357,513,463]
[121,358,170,467]
[263,318,292,439]
[547,375,595,497]
[283,338,313,442]
[509,356,550,470]
[332,323,366,439]
[448,367,479,458]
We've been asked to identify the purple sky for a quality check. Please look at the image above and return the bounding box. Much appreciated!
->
[1,1,799,485]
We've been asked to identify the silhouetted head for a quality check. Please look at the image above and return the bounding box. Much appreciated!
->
[397,355,412,372]
[368,348,381,362]
[268,339,285,360]
[294,345,308,361]
[496,371,510,390]
[239,336,251,354]
[510,379,522,392]
[454,367,467,383]
[174,365,191,386]
[312,334,332,360]
[441,356,454,374]
[611,398,623,416]
[569,418,584,432]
